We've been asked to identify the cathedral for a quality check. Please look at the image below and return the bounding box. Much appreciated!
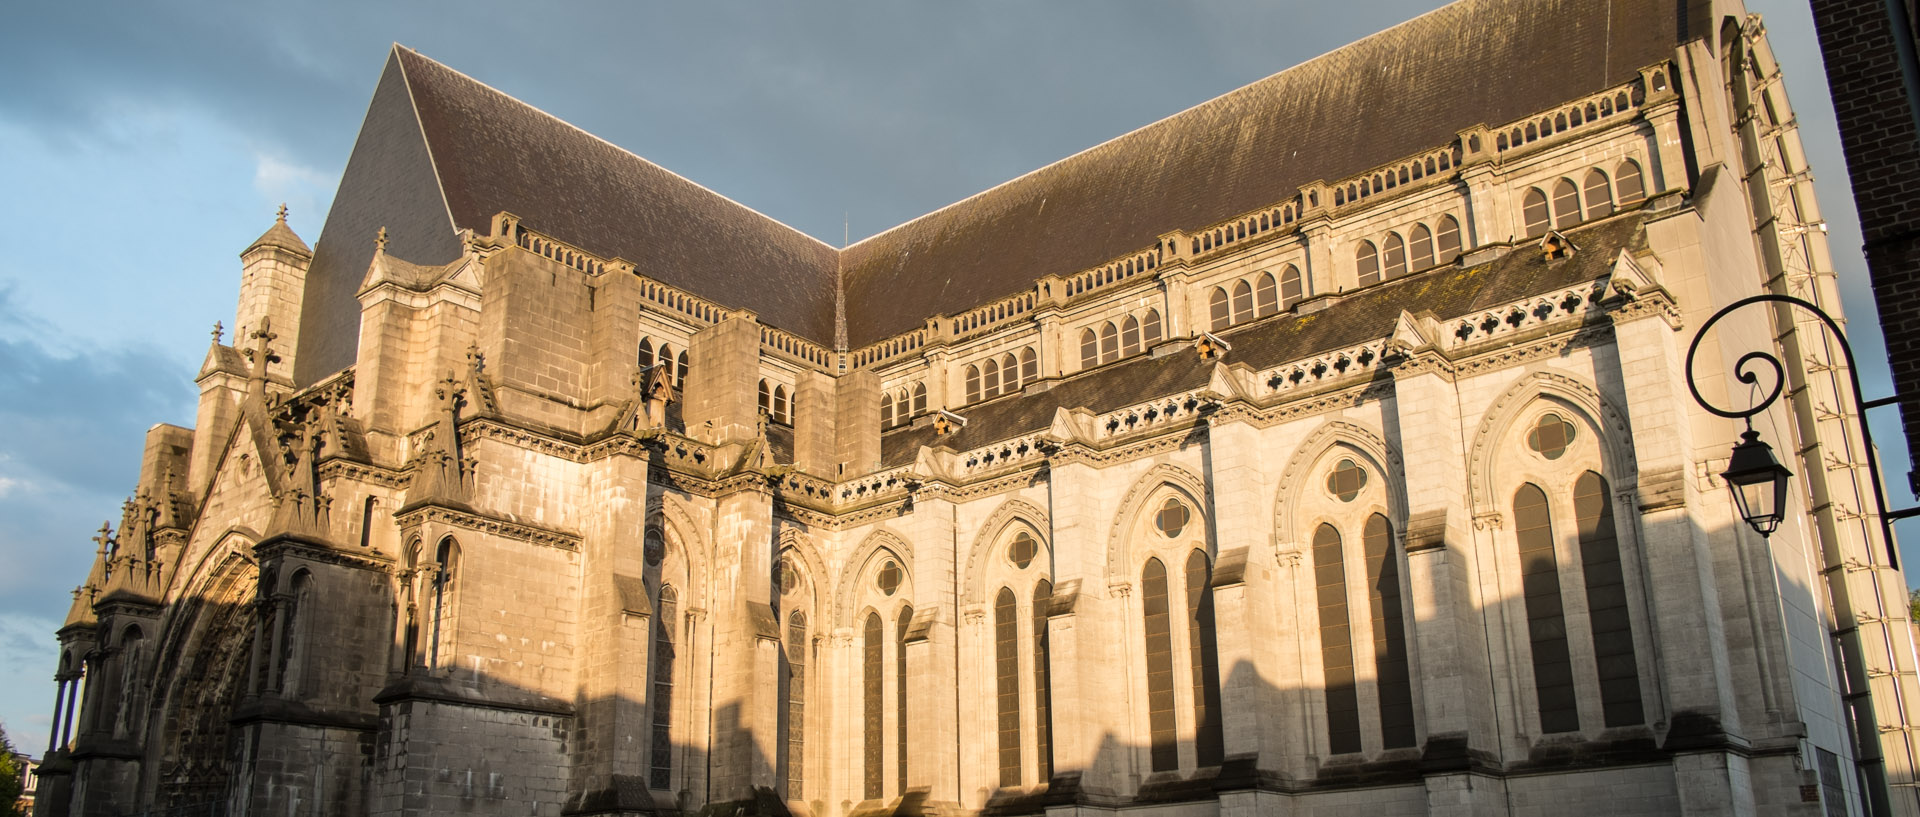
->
[30,1,1920,815]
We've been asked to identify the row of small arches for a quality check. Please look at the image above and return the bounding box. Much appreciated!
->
[637,339,689,389]
[1332,148,1459,207]
[1208,271,1291,332]
[520,233,606,276]
[762,327,829,366]
[1067,251,1160,297]
[966,347,1040,405]
[881,384,928,429]
[1080,309,1165,370]
[955,294,1037,333]
[855,331,925,367]
[757,380,792,424]
[1355,214,1464,287]
[641,282,719,324]
[1496,81,1650,153]
[1521,160,1647,239]
[1191,199,1300,255]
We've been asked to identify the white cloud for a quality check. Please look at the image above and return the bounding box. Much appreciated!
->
[0,612,60,752]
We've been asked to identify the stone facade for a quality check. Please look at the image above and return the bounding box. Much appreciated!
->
[30,2,1920,816]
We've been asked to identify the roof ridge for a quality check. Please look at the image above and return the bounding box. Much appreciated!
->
[393,44,840,254]
[840,0,1473,251]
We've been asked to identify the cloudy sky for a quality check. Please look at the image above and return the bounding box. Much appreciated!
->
[0,0,1902,749]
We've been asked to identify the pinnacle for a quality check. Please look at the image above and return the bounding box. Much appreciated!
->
[244,203,312,256]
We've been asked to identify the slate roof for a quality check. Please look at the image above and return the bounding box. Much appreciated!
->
[296,0,1702,384]
[877,210,1652,467]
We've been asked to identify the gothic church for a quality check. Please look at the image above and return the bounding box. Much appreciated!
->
[32,1,1920,815]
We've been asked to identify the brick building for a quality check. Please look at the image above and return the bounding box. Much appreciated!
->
[30,0,1920,815]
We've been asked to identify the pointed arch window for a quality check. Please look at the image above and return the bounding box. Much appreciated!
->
[1121,316,1142,356]
[1583,169,1615,218]
[759,380,773,416]
[982,358,1001,399]
[1033,579,1054,783]
[1280,265,1304,309]
[1522,189,1551,238]
[911,383,928,415]
[1099,322,1119,364]
[1356,241,1381,286]
[429,538,460,669]
[1019,349,1037,384]
[1002,353,1020,393]
[1615,159,1646,206]
[1552,178,1582,229]
[898,605,912,794]
[1079,330,1098,370]
[966,365,982,405]
[638,338,655,368]
[1575,472,1644,726]
[1383,233,1408,280]
[675,351,689,389]
[1209,288,1231,332]
[1142,558,1177,771]
[1435,215,1463,263]
[1254,272,1279,317]
[881,393,897,428]
[1514,483,1578,733]
[1141,309,1163,346]
[995,588,1022,786]
[1364,515,1416,748]
[651,585,678,789]
[1230,280,1254,324]
[1185,550,1225,766]
[785,610,808,800]
[1409,225,1435,271]
[774,385,789,423]
[1313,524,1361,754]
[863,611,884,800]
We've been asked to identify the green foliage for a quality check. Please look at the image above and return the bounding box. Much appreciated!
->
[0,721,22,817]
[1910,588,1920,621]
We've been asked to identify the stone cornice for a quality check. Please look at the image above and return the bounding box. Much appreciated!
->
[393,503,583,551]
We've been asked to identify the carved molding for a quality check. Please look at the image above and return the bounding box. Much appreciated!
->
[394,504,583,551]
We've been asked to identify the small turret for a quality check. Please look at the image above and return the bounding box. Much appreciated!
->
[235,205,311,385]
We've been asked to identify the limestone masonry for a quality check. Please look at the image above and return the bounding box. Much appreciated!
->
[30,1,1920,815]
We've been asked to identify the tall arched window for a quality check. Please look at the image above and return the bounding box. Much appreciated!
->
[1356,241,1381,286]
[1522,189,1551,238]
[1409,225,1435,270]
[1141,310,1163,345]
[1364,515,1416,748]
[1583,169,1615,219]
[1142,558,1177,771]
[675,351,689,389]
[911,383,927,415]
[759,380,772,415]
[882,393,897,428]
[1435,215,1463,263]
[1002,353,1020,393]
[1575,471,1643,726]
[651,585,678,789]
[430,538,460,669]
[1019,349,1037,384]
[1514,483,1577,733]
[774,385,789,423]
[1551,178,1581,229]
[965,365,982,405]
[1615,159,1646,205]
[863,611,884,800]
[1099,322,1119,364]
[1383,233,1408,280]
[894,391,909,425]
[982,358,1001,399]
[1254,273,1279,317]
[1033,579,1054,783]
[1280,265,1304,309]
[1121,317,1142,356]
[1185,550,1225,766]
[1080,330,1098,370]
[897,605,912,794]
[1230,280,1254,324]
[785,610,808,800]
[1209,288,1231,332]
[1313,524,1361,754]
[995,587,1022,787]
[638,338,655,368]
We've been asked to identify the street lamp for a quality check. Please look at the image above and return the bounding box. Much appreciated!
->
[1683,293,1909,556]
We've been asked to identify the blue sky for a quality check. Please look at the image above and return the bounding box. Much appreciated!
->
[0,0,1905,752]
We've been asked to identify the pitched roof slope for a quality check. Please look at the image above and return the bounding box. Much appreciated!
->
[394,47,841,341]
[840,0,1687,346]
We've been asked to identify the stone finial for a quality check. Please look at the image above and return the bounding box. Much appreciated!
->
[244,316,281,375]
[466,344,485,374]
[211,321,224,346]
[276,203,289,223]
[93,522,113,554]
[375,226,389,252]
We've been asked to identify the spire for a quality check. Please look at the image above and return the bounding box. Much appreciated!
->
[244,203,312,256]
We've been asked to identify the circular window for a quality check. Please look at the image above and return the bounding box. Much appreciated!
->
[1008,531,1037,569]
[778,555,801,595]
[1527,412,1577,460]
[877,559,902,595]
[1327,458,1368,502]
[644,527,666,566]
[1156,498,1191,538]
